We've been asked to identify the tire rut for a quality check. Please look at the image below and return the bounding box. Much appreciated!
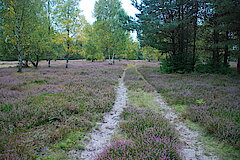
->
[71,70,128,160]
[154,92,218,160]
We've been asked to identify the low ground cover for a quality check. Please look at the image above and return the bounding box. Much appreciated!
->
[97,65,180,159]
[139,65,240,159]
[0,61,124,159]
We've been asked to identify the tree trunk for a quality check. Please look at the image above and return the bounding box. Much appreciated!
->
[224,46,229,65]
[36,55,39,68]
[192,32,196,70]
[224,31,229,65]
[31,55,39,68]
[213,29,220,64]
[192,0,198,71]
[66,6,70,69]
[16,15,22,72]
[66,54,69,68]
[171,34,176,55]
[237,33,240,73]
[47,1,51,68]
[237,54,240,74]
[18,53,23,72]
[66,33,70,68]
[24,53,29,68]
[108,48,112,64]
[24,59,29,68]
[112,52,115,64]
[48,59,51,67]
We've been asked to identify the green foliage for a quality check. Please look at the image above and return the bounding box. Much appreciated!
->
[30,80,49,85]
[132,0,240,73]
[1,0,89,69]
[128,90,159,112]
[195,63,232,74]
[160,58,175,73]
[161,54,194,73]
[122,37,139,60]
[141,46,160,61]
[91,0,132,62]
[196,99,206,104]
[132,0,198,72]
[51,131,85,151]
[53,0,87,65]
[0,105,12,112]
[83,25,105,61]
[2,0,47,65]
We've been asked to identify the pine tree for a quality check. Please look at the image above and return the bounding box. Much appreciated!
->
[214,0,240,73]
[133,0,200,72]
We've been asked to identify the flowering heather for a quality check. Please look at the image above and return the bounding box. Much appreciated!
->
[139,65,240,149]
[0,60,124,158]
[97,107,180,160]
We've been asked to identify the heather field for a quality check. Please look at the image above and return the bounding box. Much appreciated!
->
[1,61,240,159]
[138,65,240,157]
[0,60,125,159]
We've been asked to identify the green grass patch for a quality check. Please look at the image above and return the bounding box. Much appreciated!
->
[199,134,240,160]
[40,151,68,160]
[0,105,12,112]
[128,89,160,112]
[172,104,187,115]
[51,131,85,151]
[30,80,49,85]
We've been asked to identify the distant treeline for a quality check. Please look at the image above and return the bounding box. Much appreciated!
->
[1,0,239,73]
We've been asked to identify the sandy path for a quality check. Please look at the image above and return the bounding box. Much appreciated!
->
[154,92,218,160]
[72,70,127,160]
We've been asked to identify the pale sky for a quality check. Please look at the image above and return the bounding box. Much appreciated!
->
[79,0,140,24]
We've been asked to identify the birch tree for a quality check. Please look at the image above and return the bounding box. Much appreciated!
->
[53,0,83,68]
[94,0,129,64]
[2,0,44,72]
[0,1,4,57]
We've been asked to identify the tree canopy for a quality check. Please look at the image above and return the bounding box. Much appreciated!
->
[132,0,240,73]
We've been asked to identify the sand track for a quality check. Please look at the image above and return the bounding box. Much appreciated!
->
[71,70,128,160]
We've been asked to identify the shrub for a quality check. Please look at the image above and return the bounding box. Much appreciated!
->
[195,63,232,74]
[160,54,194,73]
